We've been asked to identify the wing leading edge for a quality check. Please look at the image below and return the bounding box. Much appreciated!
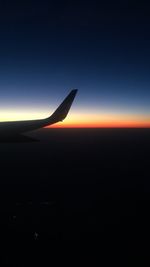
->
[0,89,78,135]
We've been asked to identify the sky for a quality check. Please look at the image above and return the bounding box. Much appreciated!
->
[0,0,150,127]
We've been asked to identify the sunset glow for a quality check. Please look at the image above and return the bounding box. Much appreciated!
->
[49,112,150,128]
[0,1,149,131]
[0,110,150,128]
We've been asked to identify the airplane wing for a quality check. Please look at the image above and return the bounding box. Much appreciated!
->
[0,89,78,135]
[45,89,78,124]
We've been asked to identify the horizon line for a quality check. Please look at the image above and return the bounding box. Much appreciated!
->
[47,125,150,129]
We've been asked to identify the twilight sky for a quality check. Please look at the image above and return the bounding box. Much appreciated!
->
[0,0,150,127]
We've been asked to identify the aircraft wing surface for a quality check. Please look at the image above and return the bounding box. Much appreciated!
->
[0,89,78,135]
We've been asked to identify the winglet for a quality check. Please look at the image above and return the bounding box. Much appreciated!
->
[47,89,78,124]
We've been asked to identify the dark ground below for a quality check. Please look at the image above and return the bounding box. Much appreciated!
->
[0,128,150,265]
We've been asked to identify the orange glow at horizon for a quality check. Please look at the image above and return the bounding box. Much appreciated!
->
[48,112,150,128]
[0,110,150,128]
[49,122,150,128]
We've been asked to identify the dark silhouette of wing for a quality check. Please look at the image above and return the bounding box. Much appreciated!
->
[45,89,78,123]
[0,89,78,135]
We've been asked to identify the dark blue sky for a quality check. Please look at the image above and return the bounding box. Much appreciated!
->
[0,1,150,125]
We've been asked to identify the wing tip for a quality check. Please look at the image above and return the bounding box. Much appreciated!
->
[46,88,78,124]
[69,88,78,97]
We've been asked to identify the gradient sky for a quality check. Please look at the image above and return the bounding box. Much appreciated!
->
[0,0,150,127]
